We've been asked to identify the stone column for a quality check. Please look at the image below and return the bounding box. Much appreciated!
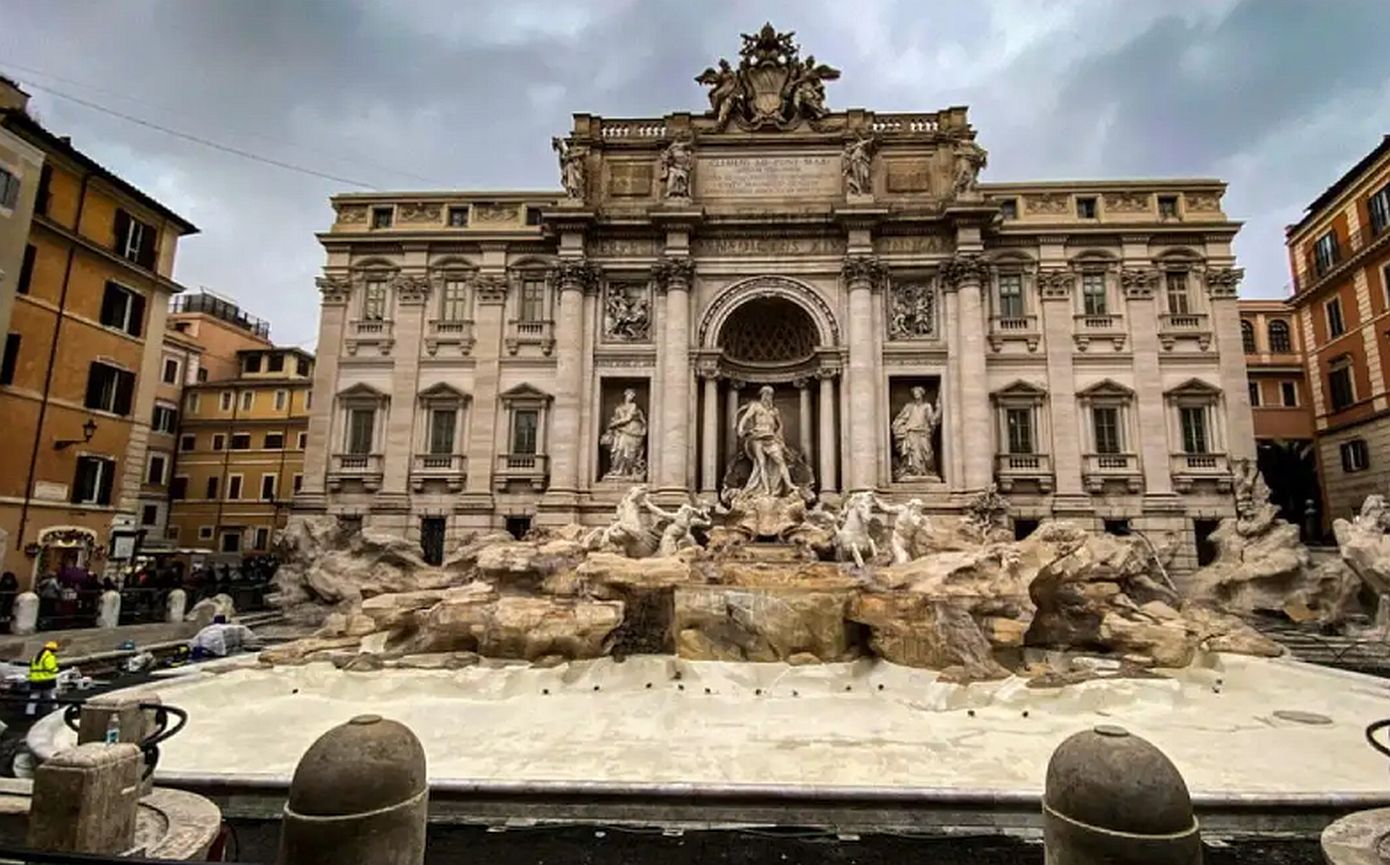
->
[297,276,352,510]
[654,257,694,497]
[1207,267,1254,460]
[1038,268,1085,500]
[942,286,964,488]
[842,256,884,493]
[1123,268,1175,496]
[797,379,814,462]
[725,380,743,463]
[541,261,595,509]
[700,373,719,495]
[380,274,430,500]
[817,372,837,494]
[463,275,508,501]
[942,254,994,491]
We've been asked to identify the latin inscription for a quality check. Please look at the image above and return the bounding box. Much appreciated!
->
[696,155,839,198]
[693,236,845,256]
[885,160,933,193]
[608,163,654,197]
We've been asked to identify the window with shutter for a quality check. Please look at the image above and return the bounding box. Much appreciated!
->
[1,334,18,386]
[113,370,134,416]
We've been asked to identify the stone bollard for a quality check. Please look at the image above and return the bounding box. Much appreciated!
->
[166,588,187,623]
[278,714,428,865]
[27,742,142,855]
[1042,725,1202,865]
[96,589,121,628]
[78,693,161,747]
[12,592,38,635]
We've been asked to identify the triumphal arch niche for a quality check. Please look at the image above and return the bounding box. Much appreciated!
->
[309,22,1247,571]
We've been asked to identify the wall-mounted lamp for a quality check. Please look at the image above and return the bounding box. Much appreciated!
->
[54,418,98,451]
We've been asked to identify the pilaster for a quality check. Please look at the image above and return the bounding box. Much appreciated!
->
[296,276,351,510]
[842,254,883,492]
[379,273,430,503]
[1206,266,1255,459]
[1037,267,1084,498]
[942,252,993,491]
[1122,267,1174,496]
[540,259,596,512]
[462,274,507,506]
[653,255,694,499]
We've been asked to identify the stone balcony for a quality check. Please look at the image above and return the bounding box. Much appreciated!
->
[1158,312,1212,351]
[494,452,549,492]
[987,314,1040,352]
[505,319,555,355]
[1082,452,1142,493]
[327,453,383,492]
[1169,452,1232,493]
[424,319,475,356]
[994,452,1053,493]
[1072,313,1127,352]
[411,453,467,492]
[346,319,394,356]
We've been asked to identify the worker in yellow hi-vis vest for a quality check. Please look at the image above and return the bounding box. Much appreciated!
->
[26,640,59,717]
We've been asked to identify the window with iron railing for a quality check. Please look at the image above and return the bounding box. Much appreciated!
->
[1326,296,1346,338]
[1313,230,1340,275]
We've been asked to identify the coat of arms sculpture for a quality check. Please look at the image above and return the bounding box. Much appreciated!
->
[695,23,841,131]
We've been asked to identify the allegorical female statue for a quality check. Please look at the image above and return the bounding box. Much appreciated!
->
[737,386,796,498]
[891,386,942,480]
[601,389,647,479]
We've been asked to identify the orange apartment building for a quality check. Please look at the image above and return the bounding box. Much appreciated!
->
[1286,135,1390,524]
[169,346,313,559]
[0,78,198,584]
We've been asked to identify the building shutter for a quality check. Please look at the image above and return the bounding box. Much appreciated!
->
[113,209,131,253]
[127,291,145,337]
[71,459,94,503]
[138,225,157,270]
[100,283,122,327]
[85,363,105,409]
[96,460,114,505]
[113,370,134,416]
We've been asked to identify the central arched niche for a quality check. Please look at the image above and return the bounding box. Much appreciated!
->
[717,296,818,364]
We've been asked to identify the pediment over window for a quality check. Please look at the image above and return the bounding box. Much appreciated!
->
[418,382,470,402]
[992,380,1048,399]
[1077,378,1134,398]
[1165,378,1222,398]
[337,382,388,400]
[499,382,552,403]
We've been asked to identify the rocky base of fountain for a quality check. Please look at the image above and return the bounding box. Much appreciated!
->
[264,512,1287,684]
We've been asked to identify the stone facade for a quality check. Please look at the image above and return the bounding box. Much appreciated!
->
[296,27,1251,575]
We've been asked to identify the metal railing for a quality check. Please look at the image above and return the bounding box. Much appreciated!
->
[1286,219,1390,296]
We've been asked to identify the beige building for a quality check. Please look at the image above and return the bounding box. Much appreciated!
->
[296,27,1251,573]
[0,99,44,348]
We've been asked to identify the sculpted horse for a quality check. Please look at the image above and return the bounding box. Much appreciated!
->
[834,491,880,568]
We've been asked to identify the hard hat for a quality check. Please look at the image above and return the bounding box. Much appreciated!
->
[43,641,58,650]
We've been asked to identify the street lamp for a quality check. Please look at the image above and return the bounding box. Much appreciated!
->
[54,418,98,451]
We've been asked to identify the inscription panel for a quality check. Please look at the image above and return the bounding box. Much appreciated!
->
[885,159,933,194]
[693,236,846,256]
[696,154,839,199]
[608,163,654,197]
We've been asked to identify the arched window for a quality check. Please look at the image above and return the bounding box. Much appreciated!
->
[1268,319,1291,353]
[1240,319,1256,354]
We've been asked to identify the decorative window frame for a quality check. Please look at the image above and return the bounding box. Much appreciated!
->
[496,383,553,492]
[1165,378,1225,456]
[1068,252,1125,352]
[1266,318,1292,353]
[346,259,400,356]
[414,383,470,492]
[985,255,1039,352]
[335,383,389,456]
[990,380,1052,493]
[1076,378,1141,493]
[506,259,557,355]
[1153,250,1212,350]
[426,259,478,356]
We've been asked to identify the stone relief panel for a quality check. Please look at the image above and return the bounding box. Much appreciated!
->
[1023,192,1070,216]
[334,204,367,225]
[887,279,937,341]
[1103,192,1151,213]
[883,158,933,194]
[597,378,649,481]
[1185,191,1222,212]
[398,202,443,223]
[888,376,944,483]
[602,280,652,342]
[473,203,520,224]
[607,162,655,198]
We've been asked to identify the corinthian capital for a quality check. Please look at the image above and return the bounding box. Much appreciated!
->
[939,253,987,290]
[316,275,352,306]
[841,254,884,288]
[1036,267,1074,300]
[652,256,695,293]
[473,274,508,305]
[1120,267,1158,298]
[1205,266,1244,298]
[390,273,432,305]
[550,259,600,293]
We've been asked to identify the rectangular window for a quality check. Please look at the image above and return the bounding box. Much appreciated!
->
[1158,195,1179,219]
[1281,381,1298,407]
[998,198,1018,220]
[1341,439,1370,472]
[1326,297,1345,337]
[113,209,157,268]
[260,474,276,500]
[525,206,542,226]
[1371,183,1390,236]
[441,279,469,321]
[84,362,135,415]
[0,166,19,209]
[1081,273,1106,315]
[997,273,1024,318]
[264,432,284,449]
[371,207,393,229]
[198,526,213,541]
[305,391,313,410]
[1076,196,1097,219]
[180,434,195,452]
[1248,381,1261,407]
[152,404,177,434]
[274,390,288,411]
[512,409,539,455]
[227,475,243,500]
[347,408,375,454]
[211,433,225,451]
[429,408,456,454]
[146,453,167,485]
[1314,230,1340,275]
[297,356,311,377]
[267,353,284,373]
[297,431,308,450]
[34,164,52,215]
[239,391,253,411]
[188,392,201,413]
[1092,407,1121,454]
[293,473,303,492]
[362,279,387,321]
[1180,406,1209,454]
[99,282,145,337]
[243,353,262,373]
[448,206,469,227]
[1165,272,1190,315]
[1328,363,1355,411]
[161,357,179,384]
[197,368,208,382]
[140,504,159,526]
[220,530,242,553]
[205,476,219,499]
[1,333,18,385]
[219,391,232,411]
[71,456,115,505]
[230,433,251,450]
[254,527,270,550]
[170,476,188,500]
[17,244,35,295]
[1005,408,1033,454]
[519,277,546,322]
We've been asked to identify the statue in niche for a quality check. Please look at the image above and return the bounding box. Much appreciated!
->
[737,385,796,498]
[551,136,586,199]
[888,283,935,340]
[842,134,874,196]
[951,142,988,200]
[603,283,650,341]
[659,138,694,199]
[600,389,648,481]
[891,387,943,480]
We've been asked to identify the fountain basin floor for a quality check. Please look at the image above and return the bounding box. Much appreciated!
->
[31,653,1390,834]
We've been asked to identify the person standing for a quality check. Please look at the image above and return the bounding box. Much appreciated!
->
[27,640,60,717]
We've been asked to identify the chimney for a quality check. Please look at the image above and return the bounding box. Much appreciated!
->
[0,76,31,113]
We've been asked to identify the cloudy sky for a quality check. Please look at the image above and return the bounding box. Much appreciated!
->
[3,0,1388,348]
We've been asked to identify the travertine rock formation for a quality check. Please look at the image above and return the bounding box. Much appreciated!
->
[1335,494,1390,604]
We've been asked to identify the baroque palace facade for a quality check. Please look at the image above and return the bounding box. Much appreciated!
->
[296,27,1252,573]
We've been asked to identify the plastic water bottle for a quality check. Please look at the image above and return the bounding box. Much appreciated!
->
[104,714,120,745]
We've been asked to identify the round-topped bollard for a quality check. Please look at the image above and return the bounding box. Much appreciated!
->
[277,714,427,865]
[1042,725,1202,865]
